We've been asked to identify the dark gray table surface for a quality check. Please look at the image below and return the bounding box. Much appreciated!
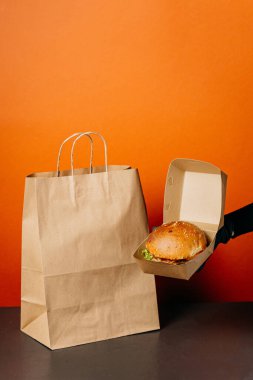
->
[0,303,253,380]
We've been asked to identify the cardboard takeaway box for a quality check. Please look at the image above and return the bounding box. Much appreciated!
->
[134,159,227,280]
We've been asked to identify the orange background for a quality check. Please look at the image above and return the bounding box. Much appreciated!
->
[0,1,253,306]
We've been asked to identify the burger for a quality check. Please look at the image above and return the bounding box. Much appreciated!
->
[142,221,207,264]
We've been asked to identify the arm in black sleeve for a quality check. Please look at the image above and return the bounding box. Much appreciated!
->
[197,203,253,272]
[214,203,253,248]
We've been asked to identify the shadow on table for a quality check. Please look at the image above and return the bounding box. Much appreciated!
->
[158,302,198,328]
[155,275,209,328]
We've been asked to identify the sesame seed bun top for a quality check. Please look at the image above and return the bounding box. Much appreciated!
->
[146,221,207,261]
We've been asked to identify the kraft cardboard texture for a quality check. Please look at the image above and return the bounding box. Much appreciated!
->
[134,159,227,280]
[21,133,159,349]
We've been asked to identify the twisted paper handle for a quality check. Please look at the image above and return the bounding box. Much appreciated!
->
[56,132,93,176]
[71,131,108,176]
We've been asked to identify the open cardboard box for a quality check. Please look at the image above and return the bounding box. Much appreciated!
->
[134,159,227,280]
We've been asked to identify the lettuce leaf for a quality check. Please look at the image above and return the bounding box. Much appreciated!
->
[142,248,153,261]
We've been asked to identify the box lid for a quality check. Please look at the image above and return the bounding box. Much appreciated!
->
[163,159,227,234]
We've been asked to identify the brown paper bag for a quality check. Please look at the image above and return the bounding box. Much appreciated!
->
[21,132,159,349]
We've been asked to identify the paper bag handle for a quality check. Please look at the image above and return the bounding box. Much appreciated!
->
[57,132,94,177]
[71,131,108,175]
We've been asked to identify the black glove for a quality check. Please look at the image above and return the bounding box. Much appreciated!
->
[198,203,253,272]
[214,203,253,248]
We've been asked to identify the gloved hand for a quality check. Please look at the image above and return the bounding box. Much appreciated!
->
[197,203,253,272]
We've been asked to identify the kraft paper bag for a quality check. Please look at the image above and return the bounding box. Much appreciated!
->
[21,132,159,349]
